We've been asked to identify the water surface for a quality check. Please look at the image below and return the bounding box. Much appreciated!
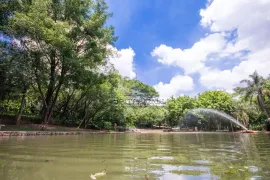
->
[1,133,270,180]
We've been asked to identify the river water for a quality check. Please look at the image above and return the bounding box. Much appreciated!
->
[0,133,270,180]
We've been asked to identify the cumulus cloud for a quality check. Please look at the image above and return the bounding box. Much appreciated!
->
[199,0,270,90]
[200,48,270,91]
[151,33,227,75]
[153,75,194,100]
[152,0,270,93]
[108,46,136,79]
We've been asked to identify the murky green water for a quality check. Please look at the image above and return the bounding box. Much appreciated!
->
[0,133,270,180]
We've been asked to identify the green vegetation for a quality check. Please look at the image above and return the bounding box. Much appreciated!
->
[1,0,270,131]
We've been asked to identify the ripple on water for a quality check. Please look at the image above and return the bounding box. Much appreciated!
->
[124,166,146,172]
[157,148,170,151]
[193,160,211,165]
[248,166,259,173]
[161,164,210,172]
[1,133,270,180]
[153,164,216,180]
[250,176,262,180]
[148,156,174,160]
[159,173,220,180]
[198,148,241,154]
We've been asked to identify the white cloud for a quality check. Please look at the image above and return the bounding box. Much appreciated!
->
[153,75,194,100]
[151,33,227,74]
[199,0,270,90]
[152,0,270,92]
[200,48,270,91]
[200,0,270,51]
[108,46,136,79]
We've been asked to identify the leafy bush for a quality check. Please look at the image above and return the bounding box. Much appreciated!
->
[249,124,264,131]
[52,118,79,127]
[103,121,112,130]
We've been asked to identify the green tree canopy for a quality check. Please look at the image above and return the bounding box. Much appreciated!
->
[1,0,116,123]
[197,90,234,113]
[166,96,197,126]
[235,71,270,117]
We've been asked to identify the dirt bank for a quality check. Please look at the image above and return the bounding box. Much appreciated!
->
[0,131,128,136]
[0,124,268,136]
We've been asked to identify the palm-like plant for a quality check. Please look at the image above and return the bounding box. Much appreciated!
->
[233,102,256,128]
[263,76,270,101]
[236,71,270,117]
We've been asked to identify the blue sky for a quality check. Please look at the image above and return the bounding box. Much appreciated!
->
[105,0,270,99]
[106,0,205,84]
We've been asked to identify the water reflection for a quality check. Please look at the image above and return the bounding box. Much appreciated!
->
[0,133,270,180]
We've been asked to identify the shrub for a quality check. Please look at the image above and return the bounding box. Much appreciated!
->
[103,121,112,130]
[249,124,264,131]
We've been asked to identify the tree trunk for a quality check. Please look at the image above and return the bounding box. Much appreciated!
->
[41,52,67,124]
[47,80,64,124]
[59,90,75,120]
[78,116,87,129]
[41,57,56,124]
[77,101,88,129]
[84,103,107,129]
[16,87,27,125]
[42,107,50,125]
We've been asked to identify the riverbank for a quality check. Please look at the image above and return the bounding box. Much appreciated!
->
[0,124,171,136]
[0,128,164,136]
[1,130,266,136]
[0,130,126,136]
[0,124,267,136]
[0,124,125,136]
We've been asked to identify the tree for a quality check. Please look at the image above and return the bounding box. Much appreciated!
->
[236,71,270,117]
[263,78,270,102]
[0,38,32,125]
[124,79,159,106]
[194,90,235,130]
[2,0,116,124]
[166,96,197,127]
[232,102,251,128]
[197,90,234,113]
[132,106,167,128]
[53,71,123,129]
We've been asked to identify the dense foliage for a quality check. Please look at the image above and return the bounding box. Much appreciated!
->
[1,1,270,131]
